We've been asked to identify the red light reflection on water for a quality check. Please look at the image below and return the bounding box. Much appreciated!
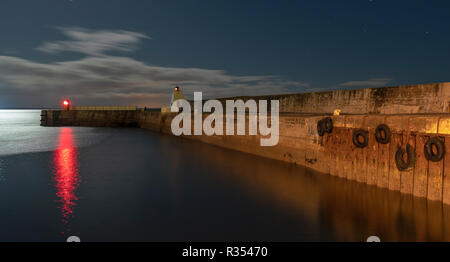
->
[52,128,80,234]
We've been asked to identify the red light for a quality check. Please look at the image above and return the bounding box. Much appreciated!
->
[62,99,71,110]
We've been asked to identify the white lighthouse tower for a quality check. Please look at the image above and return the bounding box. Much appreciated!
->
[162,86,185,113]
[170,86,185,109]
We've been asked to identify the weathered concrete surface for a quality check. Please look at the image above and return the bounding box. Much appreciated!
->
[219,82,450,114]
[40,110,139,127]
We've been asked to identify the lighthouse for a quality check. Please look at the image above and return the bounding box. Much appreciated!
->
[161,86,185,113]
[170,86,185,110]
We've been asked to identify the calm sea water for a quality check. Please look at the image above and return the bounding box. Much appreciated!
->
[0,110,449,242]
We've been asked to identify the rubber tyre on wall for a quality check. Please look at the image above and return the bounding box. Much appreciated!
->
[352,129,369,148]
[395,144,416,171]
[317,120,325,136]
[375,124,391,144]
[424,137,445,162]
[323,117,333,133]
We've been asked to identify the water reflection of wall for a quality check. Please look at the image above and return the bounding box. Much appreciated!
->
[187,141,450,241]
[319,179,450,241]
[52,127,80,235]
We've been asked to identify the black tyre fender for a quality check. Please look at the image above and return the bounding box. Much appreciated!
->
[375,124,391,144]
[424,137,445,162]
[352,129,369,148]
[317,119,325,136]
[395,144,416,171]
[323,117,333,133]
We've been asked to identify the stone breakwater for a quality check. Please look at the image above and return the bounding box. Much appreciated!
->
[41,82,450,204]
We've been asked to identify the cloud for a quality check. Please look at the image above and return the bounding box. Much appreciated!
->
[338,78,392,88]
[0,55,308,108]
[0,27,309,108]
[36,27,149,56]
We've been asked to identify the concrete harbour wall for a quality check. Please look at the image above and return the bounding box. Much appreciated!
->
[40,82,450,204]
[220,82,450,114]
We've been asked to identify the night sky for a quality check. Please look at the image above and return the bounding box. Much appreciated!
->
[0,0,449,108]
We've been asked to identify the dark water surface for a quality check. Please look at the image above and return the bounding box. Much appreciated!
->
[0,110,449,242]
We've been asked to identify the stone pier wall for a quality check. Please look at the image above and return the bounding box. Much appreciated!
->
[218,82,450,114]
[39,82,450,204]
